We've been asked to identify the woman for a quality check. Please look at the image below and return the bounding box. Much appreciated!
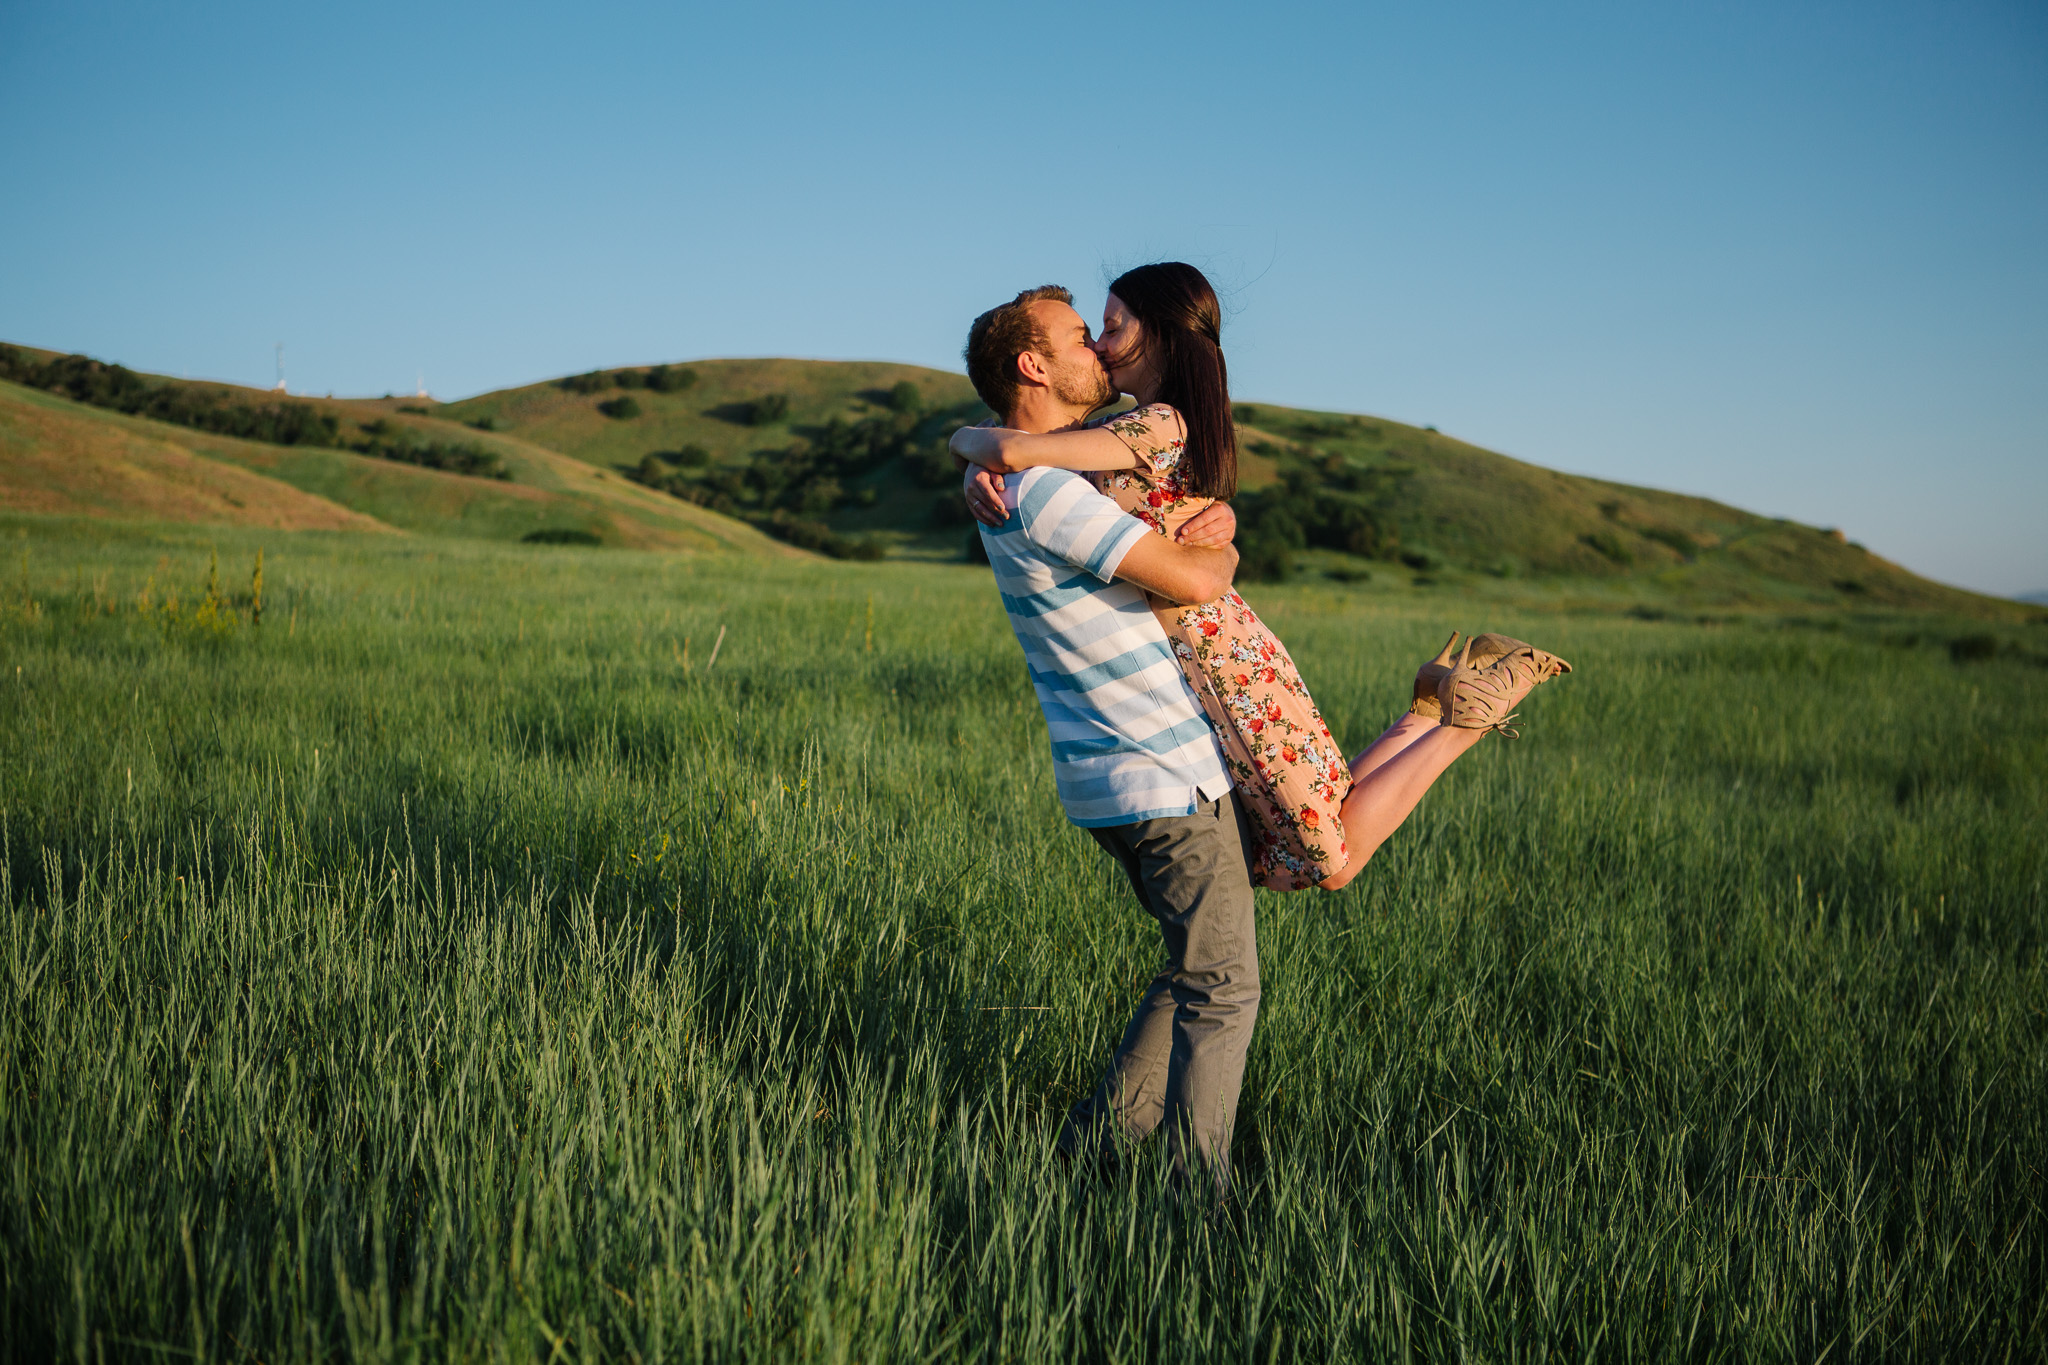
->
[953,262,1570,892]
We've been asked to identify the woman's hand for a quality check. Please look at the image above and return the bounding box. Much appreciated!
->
[1175,501,1237,548]
[964,464,1007,528]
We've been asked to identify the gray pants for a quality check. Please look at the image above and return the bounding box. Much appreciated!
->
[1059,793,1260,1194]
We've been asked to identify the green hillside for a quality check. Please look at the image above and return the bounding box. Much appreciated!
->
[440,358,989,559]
[2,341,2031,619]
[443,357,2027,618]
[0,348,795,556]
[1217,403,2026,618]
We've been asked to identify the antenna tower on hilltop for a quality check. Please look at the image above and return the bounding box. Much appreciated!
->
[274,343,286,392]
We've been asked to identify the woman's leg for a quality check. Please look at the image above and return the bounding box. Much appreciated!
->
[1319,725,1485,891]
[1346,712,1440,784]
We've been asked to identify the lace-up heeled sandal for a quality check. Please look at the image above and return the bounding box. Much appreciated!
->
[1409,632,1561,719]
[1467,633,1571,676]
[1407,633,1462,720]
[1436,639,1574,737]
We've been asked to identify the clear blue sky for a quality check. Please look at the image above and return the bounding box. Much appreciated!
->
[4,1,2043,596]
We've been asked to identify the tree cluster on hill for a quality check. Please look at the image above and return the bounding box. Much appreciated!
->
[627,396,976,559]
[0,346,342,448]
[1228,443,1411,581]
[0,345,513,482]
[559,365,698,395]
[354,419,509,480]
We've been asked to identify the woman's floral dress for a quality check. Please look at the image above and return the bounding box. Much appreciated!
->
[1089,404,1353,890]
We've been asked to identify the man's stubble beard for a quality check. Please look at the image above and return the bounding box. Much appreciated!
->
[1050,358,1115,413]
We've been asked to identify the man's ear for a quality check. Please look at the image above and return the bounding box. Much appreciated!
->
[1014,349,1051,390]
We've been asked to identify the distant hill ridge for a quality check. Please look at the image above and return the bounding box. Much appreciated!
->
[0,341,2030,620]
[444,356,2024,618]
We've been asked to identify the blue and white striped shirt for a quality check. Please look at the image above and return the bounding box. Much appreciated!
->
[981,468,1231,828]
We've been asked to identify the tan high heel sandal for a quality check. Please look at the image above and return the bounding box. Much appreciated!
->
[1436,638,1574,736]
[1407,633,1462,720]
[1407,632,1559,719]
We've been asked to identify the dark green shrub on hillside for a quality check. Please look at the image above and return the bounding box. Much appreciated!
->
[1260,508,1307,552]
[598,396,642,420]
[930,492,973,528]
[1640,525,1699,560]
[647,365,699,393]
[1949,633,1998,663]
[1227,449,1406,569]
[468,416,503,432]
[745,393,790,425]
[1580,530,1634,565]
[621,397,962,553]
[354,420,509,479]
[763,510,883,560]
[906,436,970,488]
[398,405,431,415]
[798,479,843,516]
[559,371,613,395]
[1237,533,1295,582]
[0,346,343,448]
[522,528,602,546]
[888,381,923,414]
[614,369,645,390]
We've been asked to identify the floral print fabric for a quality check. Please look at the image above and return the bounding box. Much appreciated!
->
[1088,404,1354,890]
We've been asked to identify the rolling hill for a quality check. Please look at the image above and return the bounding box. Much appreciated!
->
[0,348,794,555]
[442,357,2027,618]
[0,341,2031,620]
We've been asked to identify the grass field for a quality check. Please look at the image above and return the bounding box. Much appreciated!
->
[2,515,2043,1361]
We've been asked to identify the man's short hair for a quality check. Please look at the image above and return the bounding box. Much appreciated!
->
[964,284,1073,421]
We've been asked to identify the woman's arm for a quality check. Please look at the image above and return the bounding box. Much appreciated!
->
[949,424,1141,475]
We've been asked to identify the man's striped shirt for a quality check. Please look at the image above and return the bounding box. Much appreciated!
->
[980,467,1230,828]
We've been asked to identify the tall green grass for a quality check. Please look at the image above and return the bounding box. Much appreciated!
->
[2,518,2043,1360]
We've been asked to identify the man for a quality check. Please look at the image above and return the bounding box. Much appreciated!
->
[960,283,1255,1197]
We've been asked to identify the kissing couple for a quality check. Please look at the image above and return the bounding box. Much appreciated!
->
[954,263,1573,1198]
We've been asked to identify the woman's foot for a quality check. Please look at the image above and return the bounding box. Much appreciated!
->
[1408,632,1556,719]
[1436,639,1573,737]
[1406,632,1462,719]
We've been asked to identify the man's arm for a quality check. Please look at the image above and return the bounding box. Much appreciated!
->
[1014,468,1235,603]
[1112,534,1238,606]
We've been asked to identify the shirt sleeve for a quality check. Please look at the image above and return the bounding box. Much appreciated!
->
[1013,469,1152,582]
[1099,403,1187,474]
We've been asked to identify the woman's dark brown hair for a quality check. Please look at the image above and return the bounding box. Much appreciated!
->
[1105,262,1236,499]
